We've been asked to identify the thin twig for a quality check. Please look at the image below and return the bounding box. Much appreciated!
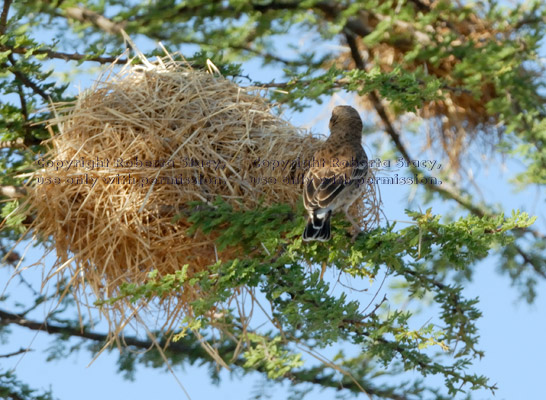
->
[6,54,49,101]
[0,185,27,198]
[0,348,31,358]
[0,45,128,64]
[65,6,125,35]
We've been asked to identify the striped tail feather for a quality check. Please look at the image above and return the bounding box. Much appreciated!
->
[303,210,332,242]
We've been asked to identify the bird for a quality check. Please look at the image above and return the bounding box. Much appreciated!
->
[302,105,368,242]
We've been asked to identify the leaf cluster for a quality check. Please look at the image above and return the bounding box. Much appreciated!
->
[100,199,534,396]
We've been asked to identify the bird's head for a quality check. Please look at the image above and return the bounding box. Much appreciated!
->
[329,105,363,133]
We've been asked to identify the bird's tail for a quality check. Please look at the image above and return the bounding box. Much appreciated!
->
[303,210,332,242]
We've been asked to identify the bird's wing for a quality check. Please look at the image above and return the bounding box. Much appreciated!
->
[304,145,367,211]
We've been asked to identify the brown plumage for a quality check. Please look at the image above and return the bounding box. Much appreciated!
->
[303,105,368,241]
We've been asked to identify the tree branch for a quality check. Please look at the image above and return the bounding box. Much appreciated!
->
[0,307,412,399]
[256,77,471,96]
[344,31,411,161]
[65,7,125,35]
[515,244,546,279]
[0,348,31,358]
[5,55,49,101]
[220,43,309,67]
[0,44,128,64]
[0,0,12,35]
[0,185,27,198]
[0,135,42,148]
[0,308,155,348]
[11,68,33,139]
[62,6,304,68]
[0,138,24,149]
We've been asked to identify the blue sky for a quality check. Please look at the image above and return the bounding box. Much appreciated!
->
[2,6,546,400]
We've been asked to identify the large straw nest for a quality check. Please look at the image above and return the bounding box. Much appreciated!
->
[25,55,380,333]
